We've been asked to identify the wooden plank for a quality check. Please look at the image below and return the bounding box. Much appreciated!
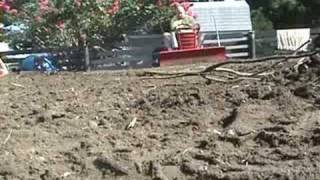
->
[4,54,44,59]
[3,59,25,63]
[255,30,276,38]
[202,33,248,40]
[201,31,249,36]
[225,44,248,50]
[91,58,132,65]
[248,31,256,58]
[85,46,90,71]
[5,62,20,70]
[227,52,249,58]
[255,38,276,42]
[128,34,163,39]
[5,62,19,66]
[202,37,248,44]
[0,47,80,56]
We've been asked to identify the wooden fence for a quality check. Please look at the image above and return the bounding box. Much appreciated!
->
[201,31,255,58]
[90,34,164,70]
[1,29,319,71]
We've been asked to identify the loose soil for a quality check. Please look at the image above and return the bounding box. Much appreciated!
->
[1,59,320,180]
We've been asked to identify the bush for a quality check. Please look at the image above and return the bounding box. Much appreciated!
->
[3,0,174,49]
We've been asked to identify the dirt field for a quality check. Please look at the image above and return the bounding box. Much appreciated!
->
[1,59,320,180]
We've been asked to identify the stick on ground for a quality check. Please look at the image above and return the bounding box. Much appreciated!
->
[126,117,137,130]
[3,129,13,145]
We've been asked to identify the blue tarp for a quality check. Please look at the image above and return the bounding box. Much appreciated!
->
[21,55,58,73]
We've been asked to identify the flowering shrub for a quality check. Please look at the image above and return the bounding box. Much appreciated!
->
[2,0,175,49]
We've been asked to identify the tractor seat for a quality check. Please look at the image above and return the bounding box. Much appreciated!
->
[176,29,198,50]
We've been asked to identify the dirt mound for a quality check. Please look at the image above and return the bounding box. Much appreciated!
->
[1,58,320,180]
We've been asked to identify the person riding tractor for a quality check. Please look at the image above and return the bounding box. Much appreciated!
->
[163,1,199,50]
[171,1,196,30]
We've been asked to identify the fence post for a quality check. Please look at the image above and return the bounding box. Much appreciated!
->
[84,45,90,71]
[248,31,256,58]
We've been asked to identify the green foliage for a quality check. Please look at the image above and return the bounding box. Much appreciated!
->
[251,8,273,31]
[6,0,320,49]
[5,0,174,49]
[249,0,319,29]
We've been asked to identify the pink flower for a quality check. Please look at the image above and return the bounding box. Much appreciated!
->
[9,9,18,15]
[182,2,191,11]
[108,0,121,15]
[35,16,42,23]
[156,0,163,7]
[75,0,82,8]
[2,3,11,12]
[56,21,65,30]
[40,0,49,5]
[39,0,49,14]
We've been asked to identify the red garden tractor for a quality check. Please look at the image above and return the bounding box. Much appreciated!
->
[152,1,227,67]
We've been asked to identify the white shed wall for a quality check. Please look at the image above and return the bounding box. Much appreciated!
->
[191,0,252,32]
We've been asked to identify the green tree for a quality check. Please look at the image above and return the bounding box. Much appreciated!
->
[248,0,319,29]
[251,7,273,30]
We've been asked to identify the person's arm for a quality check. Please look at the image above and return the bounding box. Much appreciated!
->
[0,58,9,78]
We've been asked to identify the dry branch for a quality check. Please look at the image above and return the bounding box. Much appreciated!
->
[248,39,313,76]
[10,83,25,88]
[139,38,316,83]
[214,67,273,77]
[140,51,318,82]
[202,51,318,73]
[144,67,272,77]
[202,75,261,83]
